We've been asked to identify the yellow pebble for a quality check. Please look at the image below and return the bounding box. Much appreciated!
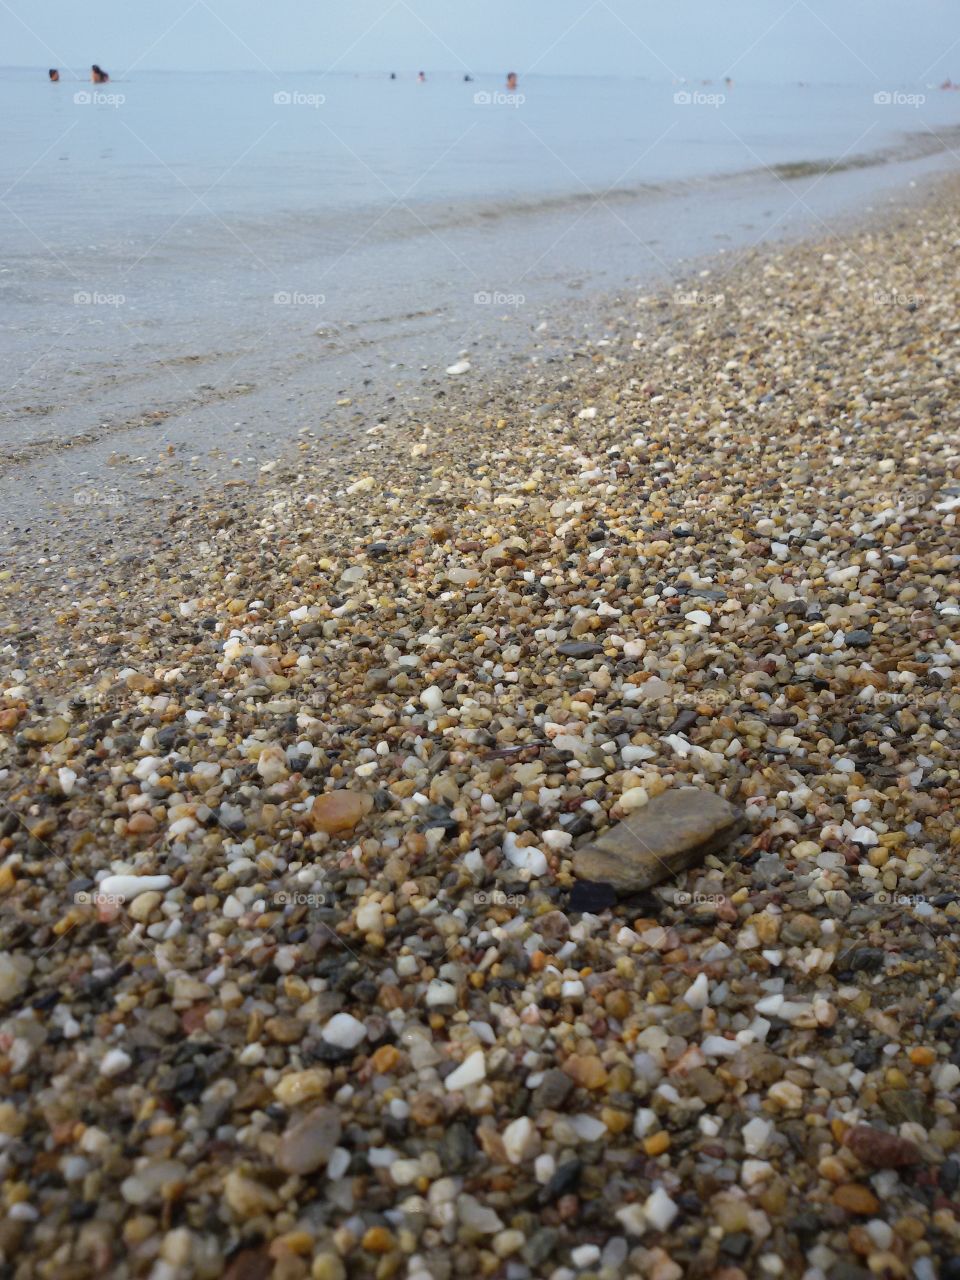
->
[643,1131,670,1157]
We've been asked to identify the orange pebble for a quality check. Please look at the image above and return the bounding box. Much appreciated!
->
[643,1131,671,1157]
[370,1044,402,1074]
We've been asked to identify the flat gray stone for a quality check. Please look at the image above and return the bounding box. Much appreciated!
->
[556,641,602,658]
[275,1106,341,1175]
[572,787,744,892]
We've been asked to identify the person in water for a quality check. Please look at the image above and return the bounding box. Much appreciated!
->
[417,70,426,82]
[506,71,518,90]
[464,73,473,82]
[48,68,59,82]
[390,72,397,79]
[91,64,109,83]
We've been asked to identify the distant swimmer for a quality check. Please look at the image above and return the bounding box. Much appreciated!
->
[390,72,397,79]
[464,73,473,82]
[48,68,59,82]
[724,76,734,89]
[91,64,109,83]
[506,71,518,90]
[417,70,426,82]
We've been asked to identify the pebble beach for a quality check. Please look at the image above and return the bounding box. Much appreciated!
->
[2,180,960,1280]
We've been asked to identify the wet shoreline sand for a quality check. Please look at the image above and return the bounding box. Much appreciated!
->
[1,179,959,1278]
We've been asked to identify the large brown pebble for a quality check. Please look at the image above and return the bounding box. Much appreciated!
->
[572,787,745,892]
[844,1124,923,1169]
[309,791,373,834]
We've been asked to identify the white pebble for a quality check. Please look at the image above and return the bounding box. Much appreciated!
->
[571,1244,601,1267]
[445,1049,486,1091]
[420,684,445,712]
[700,1035,740,1057]
[742,1116,773,1155]
[100,1048,132,1078]
[502,1116,534,1164]
[99,874,172,900]
[643,1186,678,1231]
[321,1012,367,1049]
[682,973,709,1010]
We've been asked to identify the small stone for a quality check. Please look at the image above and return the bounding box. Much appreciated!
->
[643,1131,671,1157]
[742,1117,773,1155]
[274,1069,331,1107]
[310,791,373,834]
[23,716,69,744]
[682,972,709,1010]
[845,629,872,648]
[128,891,162,922]
[355,901,383,933]
[420,684,445,711]
[832,1184,881,1215]
[445,1049,486,1091]
[532,1068,574,1112]
[644,1187,679,1230]
[502,1116,534,1163]
[571,1244,601,1268]
[100,1048,132,1077]
[264,1015,304,1044]
[312,1256,346,1280]
[568,880,617,913]
[121,1160,188,1206]
[256,744,288,784]
[98,874,172,900]
[276,1106,342,1175]
[562,1053,608,1090]
[223,1170,280,1217]
[0,953,32,1005]
[321,1012,367,1049]
[458,1194,503,1233]
[573,787,745,892]
[557,640,603,658]
[844,1125,923,1169]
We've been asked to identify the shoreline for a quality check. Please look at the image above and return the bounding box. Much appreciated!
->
[1,178,959,1277]
[3,150,958,552]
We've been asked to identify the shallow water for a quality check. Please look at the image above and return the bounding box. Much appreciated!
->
[1,68,958,532]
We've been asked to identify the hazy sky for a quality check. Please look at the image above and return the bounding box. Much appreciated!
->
[3,0,956,83]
